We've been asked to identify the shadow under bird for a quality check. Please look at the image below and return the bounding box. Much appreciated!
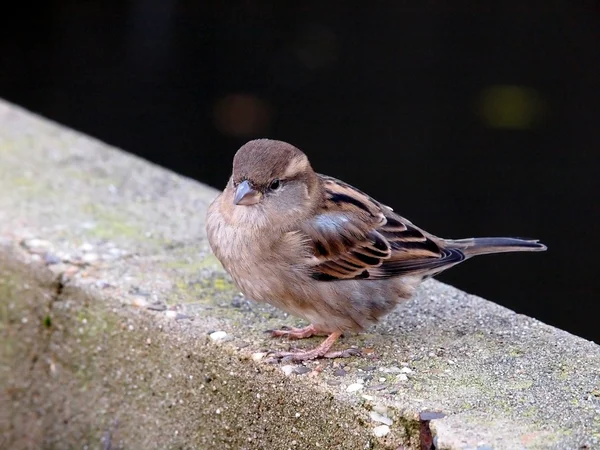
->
[206,139,547,361]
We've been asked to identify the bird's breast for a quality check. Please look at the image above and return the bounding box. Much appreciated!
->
[207,211,308,302]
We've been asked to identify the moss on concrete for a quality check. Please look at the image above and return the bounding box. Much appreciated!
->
[1,256,403,449]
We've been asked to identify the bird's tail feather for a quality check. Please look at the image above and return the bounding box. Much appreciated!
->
[446,237,547,258]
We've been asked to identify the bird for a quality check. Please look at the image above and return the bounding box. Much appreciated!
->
[206,139,547,361]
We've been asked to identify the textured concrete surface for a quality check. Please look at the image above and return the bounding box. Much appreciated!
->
[0,98,599,449]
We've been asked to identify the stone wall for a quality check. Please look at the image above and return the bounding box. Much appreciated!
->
[1,99,598,449]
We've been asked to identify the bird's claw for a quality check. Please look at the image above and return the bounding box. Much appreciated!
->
[267,324,322,340]
[268,346,360,362]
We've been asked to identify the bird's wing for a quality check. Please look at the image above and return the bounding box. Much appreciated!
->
[303,175,464,281]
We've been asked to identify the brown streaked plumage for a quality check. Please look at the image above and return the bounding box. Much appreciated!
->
[206,139,547,361]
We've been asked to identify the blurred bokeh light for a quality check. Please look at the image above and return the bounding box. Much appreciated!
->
[478,85,545,129]
[214,94,273,137]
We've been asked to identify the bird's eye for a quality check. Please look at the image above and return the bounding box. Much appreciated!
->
[269,179,281,191]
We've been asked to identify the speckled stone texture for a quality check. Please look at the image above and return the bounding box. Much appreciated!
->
[0,99,598,449]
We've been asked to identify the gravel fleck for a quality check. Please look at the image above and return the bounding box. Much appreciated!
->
[370,411,393,426]
[419,411,446,421]
[373,425,390,437]
[22,238,52,252]
[209,331,228,341]
[333,368,346,377]
[44,253,61,265]
[281,365,295,376]
[80,243,94,252]
[346,383,363,393]
[294,366,311,375]
[81,253,99,263]
[146,302,167,311]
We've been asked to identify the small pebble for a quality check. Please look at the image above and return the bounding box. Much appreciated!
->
[281,365,295,376]
[146,302,167,312]
[346,383,363,393]
[165,310,177,319]
[370,411,393,426]
[131,297,148,308]
[400,367,413,373]
[44,253,61,265]
[294,366,311,375]
[251,353,266,362]
[373,404,388,415]
[327,379,341,386]
[419,411,446,421]
[130,287,151,297]
[333,369,347,377]
[396,374,408,382]
[373,425,390,437]
[23,238,52,252]
[368,384,387,391]
[82,253,99,264]
[108,247,125,257]
[378,377,386,382]
[94,280,113,289]
[209,331,228,341]
[80,243,94,252]
[379,366,402,373]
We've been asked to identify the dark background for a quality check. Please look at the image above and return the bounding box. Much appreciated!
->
[2,2,598,341]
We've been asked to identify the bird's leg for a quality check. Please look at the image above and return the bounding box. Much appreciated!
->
[270,323,325,339]
[270,332,360,361]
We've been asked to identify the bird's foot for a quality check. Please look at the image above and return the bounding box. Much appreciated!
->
[269,332,361,361]
[269,323,325,340]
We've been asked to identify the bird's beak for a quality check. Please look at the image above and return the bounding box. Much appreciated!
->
[233,180,261,206]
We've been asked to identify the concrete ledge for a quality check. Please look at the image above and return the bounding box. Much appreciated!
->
[1,99,599,449]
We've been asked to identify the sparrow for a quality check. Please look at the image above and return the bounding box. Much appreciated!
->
[206,139,547,361]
